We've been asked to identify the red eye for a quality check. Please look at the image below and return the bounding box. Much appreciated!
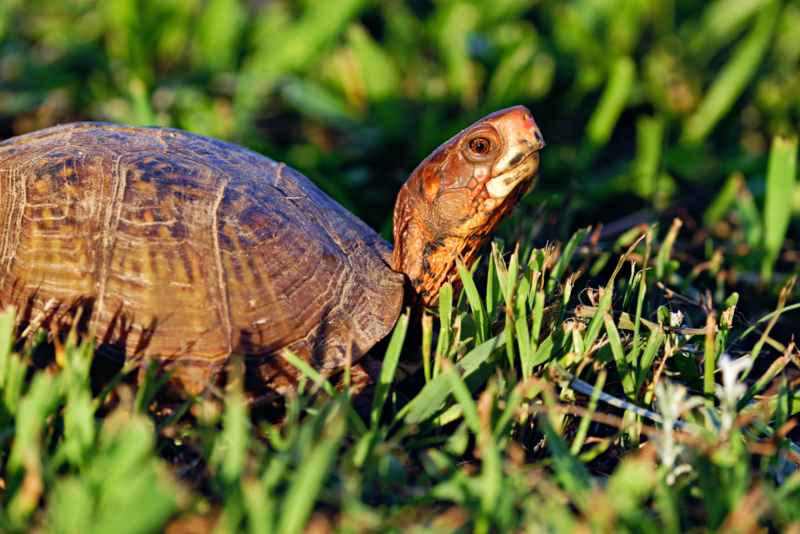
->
[469,138,491,154]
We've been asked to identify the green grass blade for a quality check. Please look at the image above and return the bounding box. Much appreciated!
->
[681,0,780,145]
[538,413,592,505]
[530,289,545,352]
[347,23,400,102]
[445,367,482,437]
[570,370,606,455]
[0,306,14,387]
[447,371,502,524]
[621,265,638,312]
[736,180,763,247]
[1,353,26,430]
[704,172,742,226]
[631,114,666,199]
[556,274,575,326]
[762,135,798,281]
[729,303,800,348]
[656,218,682,280]
[275,404,346,534]
[714,293,739,361]
[434,282,454,378]
[493,381,539,440]
[745,277,794,376]
[492,244,511,308]
[570,327,586,355]
[421,312,433,383]
[603,312,635,401]
[243,478,275,534]
[220,361,249,489]
[371,310,409,428]
[529,324,571,370]
[507,245,520,303]
[398,332,507,427]
[515,266,532,375]
[738,349,794,412]
[194,0,246,71]
[457,258,488,344]
[769,374,790,475]
[688,0,772,57]
[547,227,590,294]
[281,349,367,436]
[580,288,614,357]
[586,56,635,146]
[505,246,523,370]
[630,227,653,366]
[486,244,502,321]
[634,329,665,396]
[281,349,336,398]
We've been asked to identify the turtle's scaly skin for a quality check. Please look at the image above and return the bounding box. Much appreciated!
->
[0,123,403,402]
[392,106,544,306]
[0,106,542,402]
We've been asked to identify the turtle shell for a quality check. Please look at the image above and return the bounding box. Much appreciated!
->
[0,123,404,402]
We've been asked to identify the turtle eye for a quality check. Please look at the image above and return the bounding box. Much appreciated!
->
[469,138,492,155]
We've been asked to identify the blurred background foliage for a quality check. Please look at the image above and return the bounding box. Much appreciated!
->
[1,0,799,283]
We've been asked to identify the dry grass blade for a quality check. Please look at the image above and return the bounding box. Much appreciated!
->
[574,306,712,336]
[738,342,798,411]
[704,312,717,408]
[747,276,795,365]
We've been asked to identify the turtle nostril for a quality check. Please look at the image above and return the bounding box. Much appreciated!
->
[508,152,525,167]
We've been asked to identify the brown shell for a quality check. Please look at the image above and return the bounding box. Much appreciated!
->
[0,122,404,403]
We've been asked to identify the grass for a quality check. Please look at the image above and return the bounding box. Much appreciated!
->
[1,0,800,531]
[2,214,800,532]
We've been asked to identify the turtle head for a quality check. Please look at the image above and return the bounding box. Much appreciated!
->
[416,105,544,212]
[392,106,544,306]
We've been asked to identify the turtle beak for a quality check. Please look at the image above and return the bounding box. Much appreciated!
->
[534,124,545,150]
[489,108,544,177]
[522,108,546,150]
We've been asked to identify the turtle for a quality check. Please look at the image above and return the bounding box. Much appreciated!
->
[0,106,544,404]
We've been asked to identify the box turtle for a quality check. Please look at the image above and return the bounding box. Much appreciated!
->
[0,106,544,404]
